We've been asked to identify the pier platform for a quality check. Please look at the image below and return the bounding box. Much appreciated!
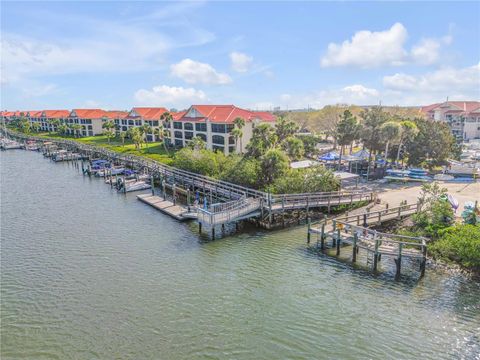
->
[137,194,197,221]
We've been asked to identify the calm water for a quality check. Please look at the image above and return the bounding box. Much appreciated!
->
[1,150,479,360]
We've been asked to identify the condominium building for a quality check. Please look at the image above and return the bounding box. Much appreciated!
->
[116,107,168,141]
[165,105,276,154]
[421,101,480,141]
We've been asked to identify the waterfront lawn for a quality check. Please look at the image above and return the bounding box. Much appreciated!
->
[37,133,175,165]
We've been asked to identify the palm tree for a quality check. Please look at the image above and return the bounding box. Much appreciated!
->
[57,124,68,136]
[119,132,126,147]
[128,127,142,150]
[141,124,153,152]
[31,122,41,133]
[102,120,115,143]
[233,116,245,151]
[71,124,83,138]
[48,118,60,134]
[158,113,173,154]
[231,128,243,153]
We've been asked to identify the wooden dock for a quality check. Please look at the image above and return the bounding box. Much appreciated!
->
[308,202,427,278]
[137,194,197,221]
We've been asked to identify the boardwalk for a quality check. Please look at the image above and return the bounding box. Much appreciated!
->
[308,203,427,278]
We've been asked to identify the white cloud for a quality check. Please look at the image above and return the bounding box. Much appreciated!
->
[320,23,453,68]
[170,58,232,85]
[383,63,480,93]
[0,4,214,85]
[320,23,408,68]
[230,51,253,73]
[134,85,207,108]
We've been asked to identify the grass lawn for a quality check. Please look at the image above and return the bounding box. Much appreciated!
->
[37,133,175,165]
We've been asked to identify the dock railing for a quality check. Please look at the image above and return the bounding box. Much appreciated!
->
[197,197,261,226]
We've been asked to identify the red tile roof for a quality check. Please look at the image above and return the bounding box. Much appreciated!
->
[421,101,480,115]
[70,109,107,118]
[180,105,276,123]
[129,107,169,120]
[28,111,43,117]
[104,110,128,120]
[42,110,70,118]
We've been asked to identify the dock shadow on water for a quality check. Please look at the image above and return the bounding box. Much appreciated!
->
[1,150,479,360]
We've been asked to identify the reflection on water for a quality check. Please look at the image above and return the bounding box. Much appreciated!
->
[1,150,479,359]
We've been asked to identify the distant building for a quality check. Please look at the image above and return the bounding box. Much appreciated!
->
[117,107,168,141]
[165,104,276,154]
[421,101,480,141]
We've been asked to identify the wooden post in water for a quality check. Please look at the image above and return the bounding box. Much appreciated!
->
[336,229,341,255]
[420,241,427,277]
[373,236,379,271]
[320,223,325,250]
[162,179,166,201]
[151,174,155,195]
[173,184,177,205]
[395,243,403,279]
[211,226,215,240]
[199,222,202,234]
[352,232,358,262]
[307,218,311,244]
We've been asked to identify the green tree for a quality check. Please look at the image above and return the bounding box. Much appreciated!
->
[188,136,206,151]
[246,123,277,158]
[154,123,170,154]
[380,121,401,162]
[30,122,41,133]
[57,124,68,135]
[335,110,360,168]
[260,148,289,185]
[283,136,305,160]
[102,120,116,143]
[231,128,243,153]
[395,120,418,164]
[47,118,60,134]
[119,132,126,147]
[275,116,299,143]
[71,124,83,138]
[405,118,456,168]
[128,127,143,149]
[268,165,340,194]
[360,107,389,178]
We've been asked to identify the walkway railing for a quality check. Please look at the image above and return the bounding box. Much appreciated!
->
[197,198,261,226]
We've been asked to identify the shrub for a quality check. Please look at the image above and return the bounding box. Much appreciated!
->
[429,224,480,270]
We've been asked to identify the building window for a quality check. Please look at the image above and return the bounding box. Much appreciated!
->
[174,131,183,139]
[184,131,194,140]
[174,122,182,129]
[229,146,236,153]
[196,133,207,141]
[228,136,235,145]
[174,139,183,147]
[226,124,234,133]
[152,121,159,126]
[211,124,226,133]
[212,145,224,152]
[184,122,193,131]
[195,123,207,132]
[212,135,225,144]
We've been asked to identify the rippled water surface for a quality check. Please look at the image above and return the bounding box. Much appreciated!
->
[1,150,480,359]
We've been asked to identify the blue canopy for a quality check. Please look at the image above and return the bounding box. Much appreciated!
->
[318,151,340,161]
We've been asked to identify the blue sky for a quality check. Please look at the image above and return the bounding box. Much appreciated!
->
[1,1,479,111]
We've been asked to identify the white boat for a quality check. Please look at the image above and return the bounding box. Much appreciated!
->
[95,167,125,177]
[123,180,152,192]
[1,139,22,150]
